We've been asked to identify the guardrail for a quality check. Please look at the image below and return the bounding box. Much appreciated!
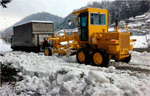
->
[133,48,150,52]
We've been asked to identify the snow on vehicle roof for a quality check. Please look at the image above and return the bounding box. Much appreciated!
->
[13,20,53,27]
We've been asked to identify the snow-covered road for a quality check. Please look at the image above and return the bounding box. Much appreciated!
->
[0,39,12,55]
[0,39,150,95]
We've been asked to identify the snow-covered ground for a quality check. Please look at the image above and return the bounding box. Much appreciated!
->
[0,39,150,95]
[0,39,12,54]
[1,51,150,96]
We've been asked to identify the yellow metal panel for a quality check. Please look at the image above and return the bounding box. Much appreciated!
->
[120,33,130,49]
[88,8,108,43]
[108,45,120,54]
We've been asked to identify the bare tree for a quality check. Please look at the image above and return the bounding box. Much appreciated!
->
[0,0,12,8]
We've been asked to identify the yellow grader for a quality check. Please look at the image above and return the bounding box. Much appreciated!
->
[44,8,136,67]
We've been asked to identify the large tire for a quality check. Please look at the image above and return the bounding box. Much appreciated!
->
[12,47,16,51]
[44,47,52,56]
[76,48,91,64]
[84,49,91,65]
[92,49,109,67]
[122,54,131,63]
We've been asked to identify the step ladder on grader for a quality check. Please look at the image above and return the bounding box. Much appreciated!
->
[44,8,136,67]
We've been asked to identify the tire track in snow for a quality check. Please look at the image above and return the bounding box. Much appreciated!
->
[109,61,150,74]
[59,56,150,74]
[129,63,150,67]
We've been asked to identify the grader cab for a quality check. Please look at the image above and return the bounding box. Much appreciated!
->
[45,8,135,67]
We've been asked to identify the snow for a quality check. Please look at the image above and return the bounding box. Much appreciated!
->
[57,28,78,33]
[9,67,150,96]
[128,23,142,27]
[108,28,126,32]
[60,41,73,45]
[146,19,150,23]
[130,51,150,65]
[135,14,146,19]
[0,39,12,54]
[108,66,115,73]
[58,32,64,36]
[129,17,135,21]
[0,37,150,95]
[130,35,150,48]
[108,27,114,32]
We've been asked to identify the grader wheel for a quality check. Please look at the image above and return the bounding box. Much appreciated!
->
[44,47,52,56]
[92,49,109,67]
[76,48,91,64]
[122,54,131,63]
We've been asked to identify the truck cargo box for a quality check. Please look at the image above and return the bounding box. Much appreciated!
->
[11,20,54,52]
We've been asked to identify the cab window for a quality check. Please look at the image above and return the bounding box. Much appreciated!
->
[90,13,106,25]
[81,17,87,27]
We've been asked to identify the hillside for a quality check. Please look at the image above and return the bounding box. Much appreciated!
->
[1,12,64,37]
[56,0,150,31]
[1,0,150,38]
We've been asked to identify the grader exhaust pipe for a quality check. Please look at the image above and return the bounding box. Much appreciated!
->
[115,14,119,33]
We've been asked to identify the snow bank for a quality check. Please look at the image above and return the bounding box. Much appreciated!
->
[1,67,150,96]
[0,39,12,54]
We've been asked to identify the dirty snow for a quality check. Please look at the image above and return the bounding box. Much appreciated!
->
[0,38,150,96]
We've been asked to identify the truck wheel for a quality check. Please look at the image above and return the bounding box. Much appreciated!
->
[122,54,131,63]
[76,48,91,64]
[44,47,52,56]
[92,49,109,67]
[12,47,16,51]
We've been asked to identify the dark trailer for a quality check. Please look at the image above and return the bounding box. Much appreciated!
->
[11,20,54,52]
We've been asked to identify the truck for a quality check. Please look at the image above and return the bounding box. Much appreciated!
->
[11,20,54,52]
